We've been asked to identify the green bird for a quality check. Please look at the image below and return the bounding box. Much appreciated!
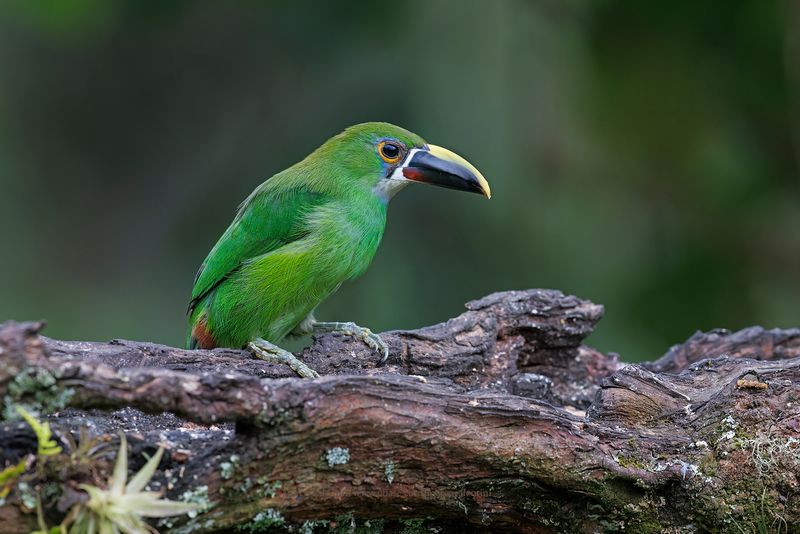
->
[187,122,491,377]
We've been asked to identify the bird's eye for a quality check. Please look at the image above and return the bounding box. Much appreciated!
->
[378,141,402,164]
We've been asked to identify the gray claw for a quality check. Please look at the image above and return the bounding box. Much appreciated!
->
[313,321,390,362]
[247,340,320,379]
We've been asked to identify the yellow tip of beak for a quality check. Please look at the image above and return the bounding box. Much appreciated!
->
[428,144,491,199]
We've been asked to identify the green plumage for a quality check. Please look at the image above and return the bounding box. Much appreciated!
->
[187,122,425,349]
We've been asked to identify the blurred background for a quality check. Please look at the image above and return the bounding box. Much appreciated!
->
[0,0,797,362]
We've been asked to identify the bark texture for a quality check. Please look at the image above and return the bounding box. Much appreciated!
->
[0,289,798,533]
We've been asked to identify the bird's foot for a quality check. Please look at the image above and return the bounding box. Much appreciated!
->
[312,321,389,362]
[247,339,320,379]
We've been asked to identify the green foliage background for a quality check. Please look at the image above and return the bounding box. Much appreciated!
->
[0,0,797,361]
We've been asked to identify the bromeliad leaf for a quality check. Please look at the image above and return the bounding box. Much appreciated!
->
[68,432,199,533]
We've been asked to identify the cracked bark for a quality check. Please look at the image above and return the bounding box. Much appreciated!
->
[0,289,798,533]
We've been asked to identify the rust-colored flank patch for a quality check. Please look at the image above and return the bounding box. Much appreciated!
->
[192,317,217,349]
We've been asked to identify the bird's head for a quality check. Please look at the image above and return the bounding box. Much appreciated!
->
[312,122,491,202]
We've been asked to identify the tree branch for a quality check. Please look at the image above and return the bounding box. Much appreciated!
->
[0,289,798,532]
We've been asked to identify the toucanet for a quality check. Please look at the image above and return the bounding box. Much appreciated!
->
[187,122,491,377]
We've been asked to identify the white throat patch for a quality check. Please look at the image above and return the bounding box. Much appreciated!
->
[373,178,410,202]
[372,148,422,202]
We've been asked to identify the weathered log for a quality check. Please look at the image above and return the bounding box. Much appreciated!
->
[0,289,798,533]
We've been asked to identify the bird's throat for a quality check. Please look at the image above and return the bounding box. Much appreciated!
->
[372,178,410,203]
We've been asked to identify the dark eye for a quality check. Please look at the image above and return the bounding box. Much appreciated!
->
[378,141,402,163]
[382,143,400,159]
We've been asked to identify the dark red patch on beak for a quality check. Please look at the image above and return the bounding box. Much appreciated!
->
[402,167,425,182]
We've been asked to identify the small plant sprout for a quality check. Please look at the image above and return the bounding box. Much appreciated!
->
[0,459,27,501]
[69,432,199,533]
[65,426,112,466]
[16,405,62,456]
[31,495,59,534]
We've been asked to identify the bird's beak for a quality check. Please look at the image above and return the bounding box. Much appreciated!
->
[392,144,491,199]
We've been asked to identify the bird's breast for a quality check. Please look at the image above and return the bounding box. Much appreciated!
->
[307,198,387,282]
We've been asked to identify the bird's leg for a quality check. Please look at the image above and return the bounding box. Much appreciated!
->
[247,339,320,379]
[311,321,389,362]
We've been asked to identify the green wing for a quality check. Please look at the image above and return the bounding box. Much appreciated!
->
[189,186,326,315]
